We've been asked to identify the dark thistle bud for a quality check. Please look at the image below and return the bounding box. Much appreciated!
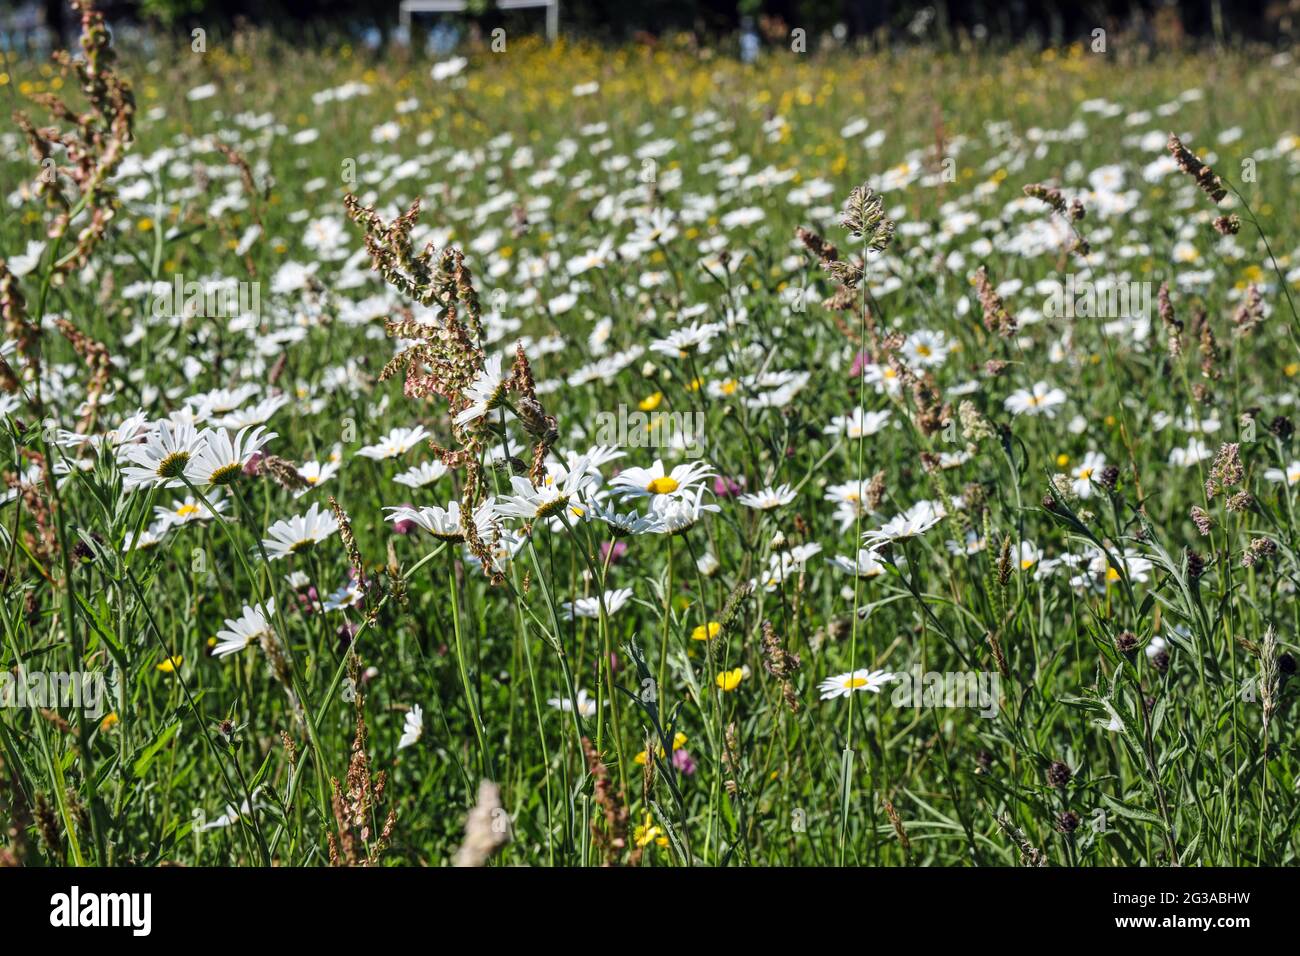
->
[1046,761,1072,789]
[1098,464,1120,491]
[1055,810,1080,834]
[1115,630,1139,656]
[1269,415,1294,441]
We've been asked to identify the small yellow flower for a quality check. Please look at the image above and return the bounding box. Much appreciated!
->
[100,712,119,731]
[633,812,668,848]
[136,217,154,232]
[633,732,687,765]
[716,667,745,691]
[639,391,663,412]
[157,655,183,673]
[1055,453,1070,468]
[691,621,721,641]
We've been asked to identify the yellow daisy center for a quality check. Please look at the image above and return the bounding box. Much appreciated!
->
[647,476,679,495]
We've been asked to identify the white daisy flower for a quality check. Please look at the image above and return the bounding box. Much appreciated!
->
[736,483,797,510]
[262,502,340,560]
[397,704,424,750]
[393,460,450,488]
[356,425,431,460]
[818,669,896,700]
[212,598,276,658]
[454,353,508,427]
[188,425,275,486]
[119,419,209,489]
[561,587,634,620]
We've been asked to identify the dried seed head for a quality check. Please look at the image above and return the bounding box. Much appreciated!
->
[1167,132,1227,203]
[1190,505,1214,536]
[839,182,895,252]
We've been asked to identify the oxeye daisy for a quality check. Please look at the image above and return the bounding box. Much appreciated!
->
[649,487,720,535]
[188,425,275,486]
[211,394,291,430]
[818,668,896,700]
[119,419,209,489]
[494,458,592,521]
[397,704,424,750]
[393,460,450,488]
[647,320,726,358]
[322,580,365,612]
[591,501,659,537]
[546,688,600,717]
[294,458,341,497]
[736,482,797,510]
[262,502,340,560]
[454,353,507,427]
[1070,451,1106,498]
[212,598,276,658]
[862,508,944,547]
[154,492,227,529]
[356,425,431,460]
[385,498,495,543]
[609,458,713,501]
[1263,460,1300,485]
[824,407,892,439]
[827,548,888,578]
[560,587,634,620]
[1004,381,1067,417]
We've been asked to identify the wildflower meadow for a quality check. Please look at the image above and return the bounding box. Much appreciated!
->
[2,1,1300,885]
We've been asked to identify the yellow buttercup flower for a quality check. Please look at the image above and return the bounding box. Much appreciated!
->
[639,391,663,411]
[100,712,119,731]
[157,655,183,673]
[716,667,744,691]
[691,621,721,641]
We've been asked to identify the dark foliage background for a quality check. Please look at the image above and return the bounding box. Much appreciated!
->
[17,0,1300,47]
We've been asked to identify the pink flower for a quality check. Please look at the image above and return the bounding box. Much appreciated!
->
[672,748,696,776]
[850,349,873,378]
[713,475,745,498]
[600,540,628,564]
